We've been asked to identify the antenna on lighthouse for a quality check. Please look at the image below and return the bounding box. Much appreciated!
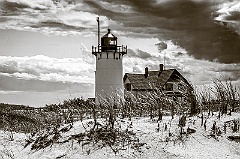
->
[96,16,100,49]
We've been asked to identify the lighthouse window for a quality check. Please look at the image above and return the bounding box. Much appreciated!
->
[109,40,116,45]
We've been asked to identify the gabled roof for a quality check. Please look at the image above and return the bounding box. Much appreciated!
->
[158,69,175,87]
[124,69,192,90]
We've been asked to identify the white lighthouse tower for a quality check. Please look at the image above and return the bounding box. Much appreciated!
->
[92,28,127,105]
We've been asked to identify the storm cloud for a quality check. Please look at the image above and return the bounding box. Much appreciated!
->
[127,49,152,59]
[84,0,240,64]
[0,0,240,84]
[1,0,239,63]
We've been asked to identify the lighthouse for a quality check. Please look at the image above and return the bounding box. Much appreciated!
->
[92,28,127,105]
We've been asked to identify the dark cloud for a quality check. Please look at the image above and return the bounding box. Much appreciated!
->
[0,1,45,17]
[0,61,19,74]
[1,0,239,64]
[0,74,67,92]
[31,21,85,31]
[230,71,240,81]
[85,0,240,64]
[1,1,30,12]
[0,17,8,23]
[216,64,240,81]
[0,74,93,92]
[174,52,185,57]
[218,65,240,73]
[127,49,152,59]
[224,11,240,21]
[1,0,48,12]
[0,60,40,76]
[83,0,119,17]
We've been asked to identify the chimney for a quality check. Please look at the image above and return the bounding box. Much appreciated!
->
[145,67,148,78]
[160,64,164,72]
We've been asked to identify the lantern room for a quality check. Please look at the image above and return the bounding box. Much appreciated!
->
[101,29,117,52]
[92,28,127,57]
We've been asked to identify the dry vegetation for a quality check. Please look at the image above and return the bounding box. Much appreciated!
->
[0,78,239,157]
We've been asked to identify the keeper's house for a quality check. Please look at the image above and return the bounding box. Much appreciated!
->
[123,64,197,114]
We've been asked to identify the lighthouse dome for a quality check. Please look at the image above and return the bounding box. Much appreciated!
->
[102,28,116,38]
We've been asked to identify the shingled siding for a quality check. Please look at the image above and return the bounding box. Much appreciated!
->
[123,68,197,115]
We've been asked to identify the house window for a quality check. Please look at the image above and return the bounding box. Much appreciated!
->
[165,83,173,91]
[178,83,184,91]
[125,83,131,91]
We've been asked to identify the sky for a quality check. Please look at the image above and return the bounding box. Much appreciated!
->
[0,0,240,107]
